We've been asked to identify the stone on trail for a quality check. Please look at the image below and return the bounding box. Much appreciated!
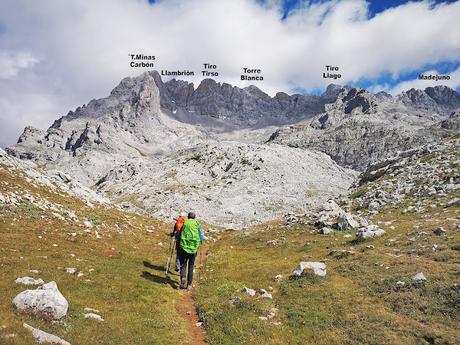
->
[356,224,385,240]
[12,281,68,319]
[23,323,71,345]
[83,313,104,321]
[293,262,327,277]
[446,197,460,208]
[15,277,44,286]
[266,240,277,247]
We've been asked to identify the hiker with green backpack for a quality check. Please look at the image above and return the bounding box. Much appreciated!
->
[178,212,204,290]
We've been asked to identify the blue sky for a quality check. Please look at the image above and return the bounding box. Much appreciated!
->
[275,0,458,18]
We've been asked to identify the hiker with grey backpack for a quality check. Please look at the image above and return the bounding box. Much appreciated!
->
[178,212,204,290]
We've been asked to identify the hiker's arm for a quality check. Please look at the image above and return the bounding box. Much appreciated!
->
[198,224,204,243]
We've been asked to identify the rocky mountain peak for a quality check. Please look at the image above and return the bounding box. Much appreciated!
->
[398,85,460,115]
[425,85,460,107]
[322,87,378,116]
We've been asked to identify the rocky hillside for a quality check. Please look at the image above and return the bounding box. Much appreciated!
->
[6,72,358,228]
[5,71,460,227]
[268,88,459,171]
[194,136,459,345]
[353,137,460,213]
[93,140,356,228]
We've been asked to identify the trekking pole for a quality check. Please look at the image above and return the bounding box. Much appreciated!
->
[198,245,203,283]
[165,236,175,278]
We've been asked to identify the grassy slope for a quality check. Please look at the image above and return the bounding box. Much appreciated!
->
[1,145,459,344]
[196,198,460,344]
[0,165,195,345]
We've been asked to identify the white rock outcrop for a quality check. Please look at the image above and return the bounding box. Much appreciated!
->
[356,225,385,240]
[15,277,44,286]
[23,323,71,345]
[12,281,68,319]
[84,313,104,321]
[293,262,327,277]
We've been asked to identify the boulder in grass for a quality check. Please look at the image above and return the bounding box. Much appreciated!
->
[84,313,104,321]
[412,272,426,285]
[240,287,256,296]
[23,323,71,345]
[319,226,333,234]
[356,225,385,240]
[12,281,68,320]
[15,277,44,286]
[293,262,326,277]
[337,213,359,230]
[433,227,446,236]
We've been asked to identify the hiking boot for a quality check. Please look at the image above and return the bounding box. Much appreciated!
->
[180,279,187,289]
[186,284,192,291]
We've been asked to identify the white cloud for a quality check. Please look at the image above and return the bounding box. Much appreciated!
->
[0,52,38,79]
[389,67,460,94]
[0,0,459,146]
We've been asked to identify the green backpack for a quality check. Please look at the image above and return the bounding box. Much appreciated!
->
[180,219,201,254]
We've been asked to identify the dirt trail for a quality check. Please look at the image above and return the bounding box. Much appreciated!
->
[174,247,209,345]
[175,291,207,345]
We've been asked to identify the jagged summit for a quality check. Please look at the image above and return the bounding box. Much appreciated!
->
[45,71,459,131]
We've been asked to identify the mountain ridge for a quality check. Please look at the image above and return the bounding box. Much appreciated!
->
[5,70,460,227]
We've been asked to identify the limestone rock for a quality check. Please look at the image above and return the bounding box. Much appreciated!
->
[12,281,68,319]
[15,277,44,286]
[412,272,427,285]
[83,313,104,321]
[241,287,256,296]
[356,225,385,240]
[259,289,273,299]
[23,323,71,345]
[319,227,333,235]
[433,227,446,236]
[293,262,326,277]
[337,213,359,230]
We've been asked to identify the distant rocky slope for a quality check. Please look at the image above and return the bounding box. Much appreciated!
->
[0,148,108,205]
[268,88,459,171]
[5,71,460,227]
[353,137,460,212]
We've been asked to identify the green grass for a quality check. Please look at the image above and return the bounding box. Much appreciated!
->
[2,155,460,344]
[0,167,196,345]
[195,194,460,345]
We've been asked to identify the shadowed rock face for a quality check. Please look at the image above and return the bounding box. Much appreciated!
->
[156,74,331,126]
[398,85,460,115]
[5,71,459,226]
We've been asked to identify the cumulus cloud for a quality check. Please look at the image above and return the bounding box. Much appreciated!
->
[0,0,459,146]
[389,67,460,94]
